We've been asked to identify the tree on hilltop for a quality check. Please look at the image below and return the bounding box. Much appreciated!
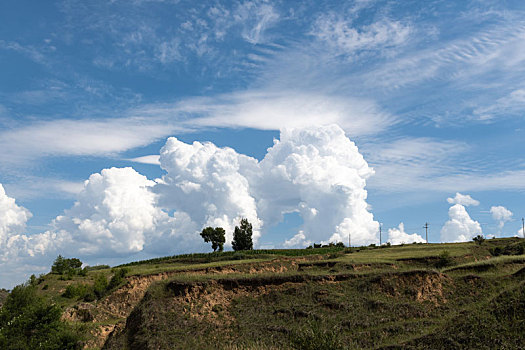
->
[232,218,253,251]
[200,226,226,252]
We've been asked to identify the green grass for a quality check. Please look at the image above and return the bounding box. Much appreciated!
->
[19,237,525,349]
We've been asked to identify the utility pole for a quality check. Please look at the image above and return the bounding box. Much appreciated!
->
[424,223,429,244]
[348,232,351,248]
[379,224,382,246]
[522,218,524,238]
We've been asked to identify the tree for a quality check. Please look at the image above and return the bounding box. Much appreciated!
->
[473,235,485,245]
[232,218,253,251]
[0,282,82,349]
[200,226,226,252]
[51,255,82,275]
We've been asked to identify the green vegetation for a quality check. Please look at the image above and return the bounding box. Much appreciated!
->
[232,218,254,251]
[2,236,523,349]
[0,282,82,349]
[103,237,524,349]
[201,226,226,252]
[51,255,83,275]
[62,268,129,301]
[472,234,485,245]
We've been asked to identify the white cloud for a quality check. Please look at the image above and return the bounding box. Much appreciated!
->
[51,167,167,256]
[156,137,262,246]
[127,155,161,165]
[0,184,32,262]
[447,193,480,206]
[283,231,311,248]
[155,124,379,248]
[0,117,185,166]
[234,1,279,44]
[440,204,482,242]
[474,88,525,120]
[257,125,379,246]
[364,138,469,193]
[363,19,525,90]
[312,14,411,57]
[134,91,394,137]
[490,205,513,229]
[387,223,426,245]
[0,125,380,286]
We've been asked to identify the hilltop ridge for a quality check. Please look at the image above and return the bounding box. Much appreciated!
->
[1,238,524,349]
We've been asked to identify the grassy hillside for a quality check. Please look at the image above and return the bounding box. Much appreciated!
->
[3,237,525,349]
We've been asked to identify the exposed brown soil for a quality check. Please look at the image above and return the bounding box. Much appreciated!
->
[371,270,449,304]
[64,259,298,348]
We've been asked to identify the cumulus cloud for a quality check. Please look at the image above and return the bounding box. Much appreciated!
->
[156,137,262,246]
[440,204,482,242]
[0,184,32,262]
[51,167,171,256]
[447,192,480,206]
[257,125,379,246]
[283,231,311,248]
[1,124,380,286]
[490,205,513,231]
[154,124,379,248]
[387,223,426,245]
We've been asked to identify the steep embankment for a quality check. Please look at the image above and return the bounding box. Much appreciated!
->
[25,238,525,349]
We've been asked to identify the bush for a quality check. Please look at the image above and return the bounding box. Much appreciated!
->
[62,284,90,299]
[436,250,454,268]
[0,282,82,349]
[107,268,128,291]
[85,264,110,271]
[93,274,108,299]
[489,241,525,256]
[51,255,83,275]
[473,235,485,245]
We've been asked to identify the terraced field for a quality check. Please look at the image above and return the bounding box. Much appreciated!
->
[11,237,525,349]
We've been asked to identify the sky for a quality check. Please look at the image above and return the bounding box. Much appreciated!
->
[1,0,525,288]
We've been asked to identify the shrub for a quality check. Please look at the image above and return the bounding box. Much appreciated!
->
[489,241,525,256]
[0,282,82,349]
[93,274,108,299]
[107,268,128,291]
[85,264,110,271]
[51,255,83,275]
[490,246,503,257]
[473,235,485,245]
[62,284,89,299]
[436,250,454,268]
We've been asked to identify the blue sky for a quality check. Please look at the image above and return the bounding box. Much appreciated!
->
[1,0,525,287]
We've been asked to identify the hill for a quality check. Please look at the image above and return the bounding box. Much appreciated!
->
[1,238,524,349]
